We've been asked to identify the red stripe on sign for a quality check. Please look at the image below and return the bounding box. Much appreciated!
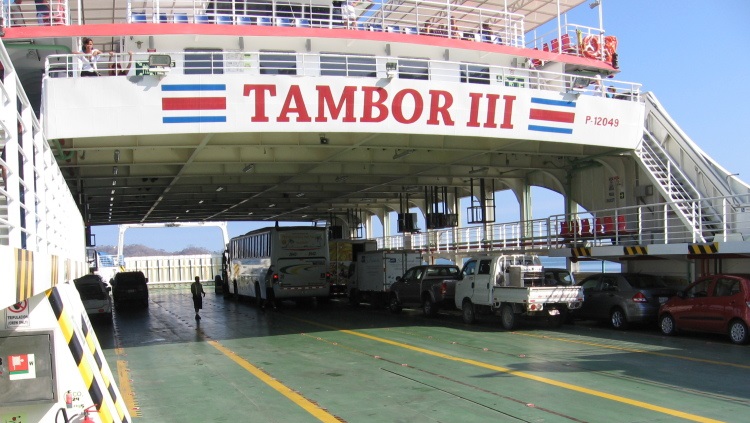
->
[529,108,575,123]
[162,97,226,111]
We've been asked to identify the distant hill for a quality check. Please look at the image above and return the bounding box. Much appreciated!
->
[95,245,220,257]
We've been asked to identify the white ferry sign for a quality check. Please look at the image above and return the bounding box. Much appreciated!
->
[45,76,643,148]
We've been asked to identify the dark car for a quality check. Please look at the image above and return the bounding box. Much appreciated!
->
[112,271,149,309]
[659,274,750,345]
[389,264,461,316]
[544,268,575,286]
[73,274,113,319]
[572,273,677,329]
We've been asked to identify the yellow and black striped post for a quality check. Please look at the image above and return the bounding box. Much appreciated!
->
[571,247,591,259]
[688,242,719,255]
[15,248,34,303]
[46,287,130,423]
[623,246,648,256]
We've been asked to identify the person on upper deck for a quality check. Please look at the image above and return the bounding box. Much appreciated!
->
[481,22,501,44]
[108,51,133,76]
[75,38,102,77]
[343,0,357,29]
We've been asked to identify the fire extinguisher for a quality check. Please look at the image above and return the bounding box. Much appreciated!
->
[82,405,98,423]
[65,391,73,409]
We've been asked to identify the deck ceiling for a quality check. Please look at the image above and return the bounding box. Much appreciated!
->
[61,129,622,226]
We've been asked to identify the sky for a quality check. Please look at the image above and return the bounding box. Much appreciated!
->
[90,0,750,252]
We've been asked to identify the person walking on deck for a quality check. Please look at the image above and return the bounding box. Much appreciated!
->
[191,276,206,320]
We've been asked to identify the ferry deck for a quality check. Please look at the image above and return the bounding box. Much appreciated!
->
[0,0,749,422]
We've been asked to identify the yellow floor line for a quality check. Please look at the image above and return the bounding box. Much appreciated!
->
[337,328,724,423]
[512,331,750,370]
[207,340,341,423]
[116,360,140,417]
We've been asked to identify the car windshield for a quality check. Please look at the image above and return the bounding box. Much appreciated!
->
[627,274,667,289]
[75,283,107,300]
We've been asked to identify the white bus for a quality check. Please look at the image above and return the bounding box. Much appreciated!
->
[228,226,330,305]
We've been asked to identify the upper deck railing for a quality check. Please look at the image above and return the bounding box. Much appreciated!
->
[44,50,640,101]
[3,0,613,66]
[379,194,750,255]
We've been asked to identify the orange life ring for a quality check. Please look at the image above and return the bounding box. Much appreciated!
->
[582,35,601,59]
[603,35,618,64]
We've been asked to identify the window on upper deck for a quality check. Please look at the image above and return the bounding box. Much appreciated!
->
[320,54,377,77]
[184,49,224,75]
[260,52,297,75]
[398,59,429,80]
[460,64,490,85]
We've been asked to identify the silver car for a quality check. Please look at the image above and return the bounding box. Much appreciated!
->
[74,274,113,319]
[573,273,677,329]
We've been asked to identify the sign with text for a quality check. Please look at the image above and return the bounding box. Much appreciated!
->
[45,75,644,149]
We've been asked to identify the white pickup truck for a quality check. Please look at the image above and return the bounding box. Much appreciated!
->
[454,254,584,329]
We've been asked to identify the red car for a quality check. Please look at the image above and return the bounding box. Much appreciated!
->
[659,274,750,345]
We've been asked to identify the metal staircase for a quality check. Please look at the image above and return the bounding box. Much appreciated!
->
[633,93,741,242]
[635,132,718,242]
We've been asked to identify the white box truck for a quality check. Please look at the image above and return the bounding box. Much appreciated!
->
[351,250,422,307]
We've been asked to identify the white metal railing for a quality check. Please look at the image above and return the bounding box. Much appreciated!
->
[1,0,69,27]
[123,0,526,47]
[44,51,643,101]
[0,40,85,257]
[377,194,750,255]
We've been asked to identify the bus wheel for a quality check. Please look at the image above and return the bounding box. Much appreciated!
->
[254,283,263,308]
[266,287,278,310]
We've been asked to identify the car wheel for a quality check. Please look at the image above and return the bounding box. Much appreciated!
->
[349,289,360,307]
[728,320,749,345]
[462,299,476,324]
[609,307,628,330]
[659,314,677,336]
[547,308,565,328]
[501,304,517,330]
[423,296,438,317]
[389,295,402,314]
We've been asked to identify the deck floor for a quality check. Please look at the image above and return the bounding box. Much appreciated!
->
[93,290,750,422]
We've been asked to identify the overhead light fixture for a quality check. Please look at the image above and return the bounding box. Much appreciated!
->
[385,61,398,78]
[335,175,348,182]
[112,180,117,186]
[186,209,190,213]
[589,0,600,8]
[296,193,305,197]
[112,166,118,175]
[216,186,224,192]
[248,212,254,215]
[469,166,489,175]
[268,203,276,208]
[111,189,115,195]
[198,200,204,204]
[319,134,329,144]
[242,163,255,173]
[393,149,415,160]
[114,150,120,163]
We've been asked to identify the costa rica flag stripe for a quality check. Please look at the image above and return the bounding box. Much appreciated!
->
[530,97,576,107]
[529,109,575,123]
[162,97,226,110]
[528,125,573,134]
[161,84,226,91]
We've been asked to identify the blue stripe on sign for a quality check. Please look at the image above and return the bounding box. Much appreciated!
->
[161,84,226,91]
[528,125,573,134]
[163,116,227,123]
[530,98,576,107]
